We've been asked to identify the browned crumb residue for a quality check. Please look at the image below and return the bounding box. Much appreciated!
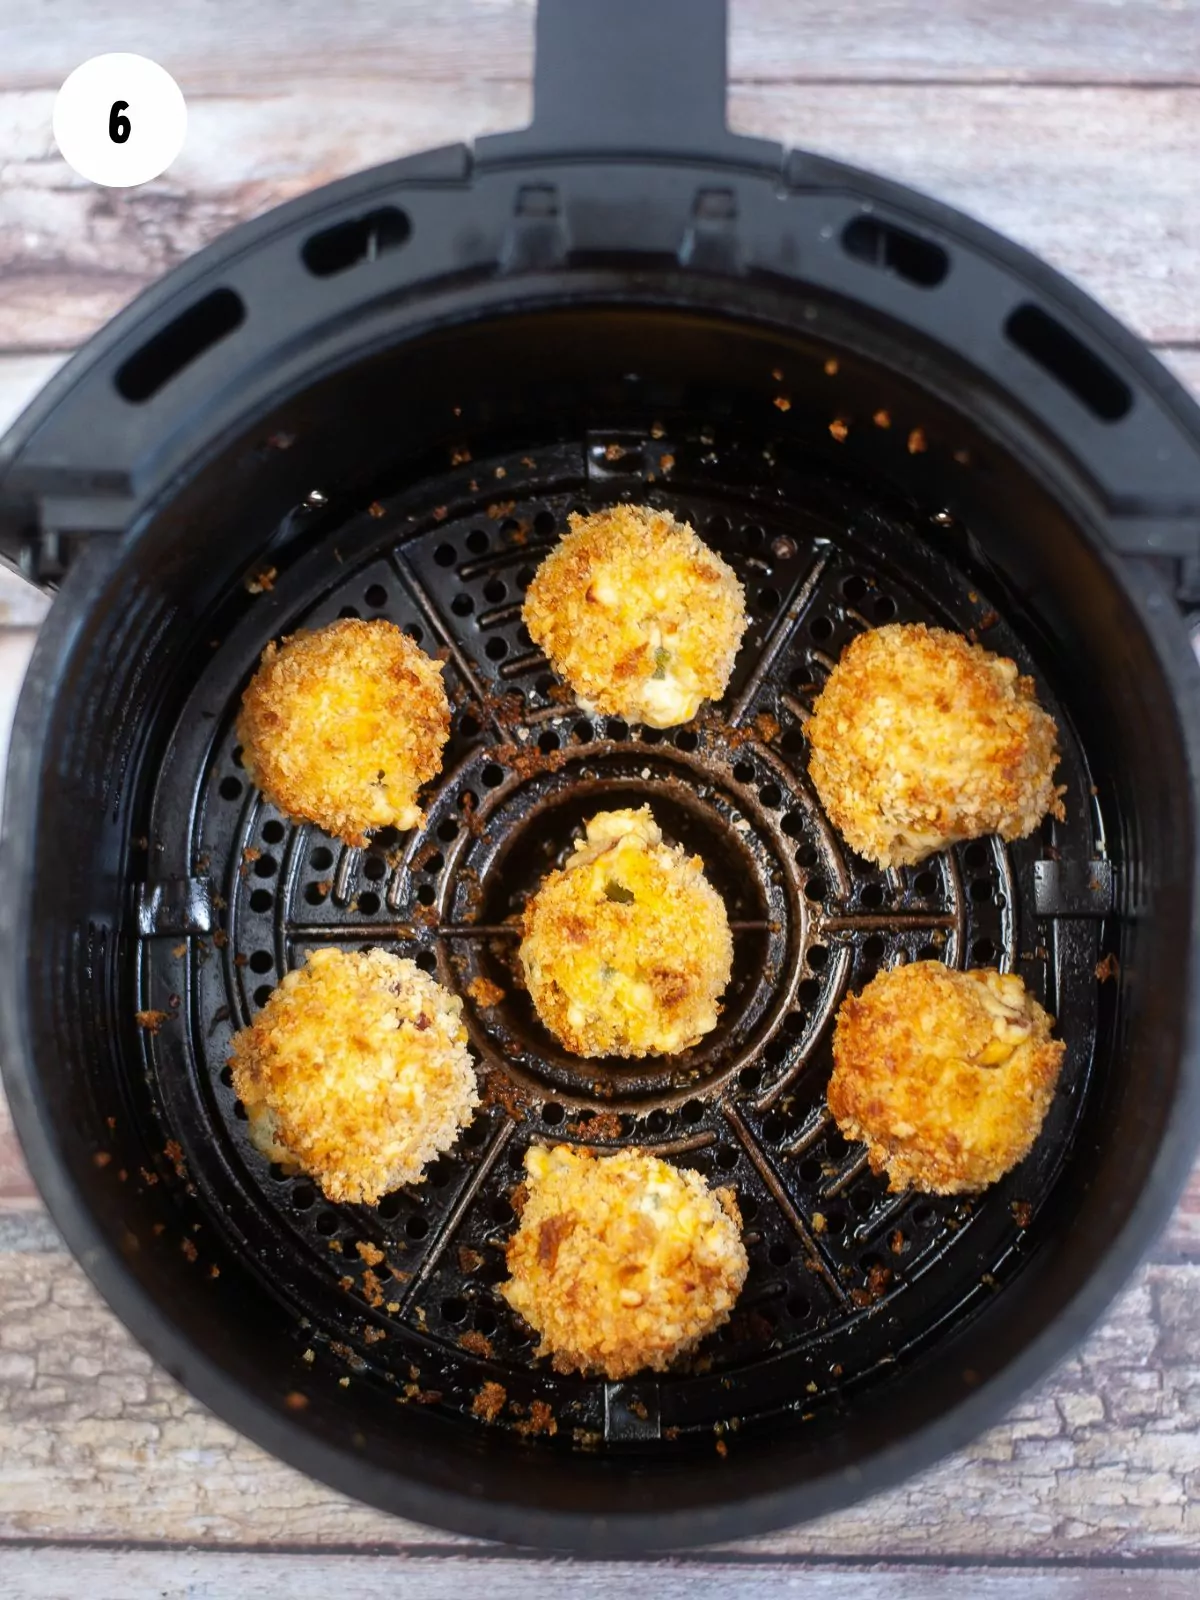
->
[752,710,781,743]
[363,1326,387,1344]
[829,419,849,442]
[245,566,277,594]
[482,1071,533,1120]
[472,1380,507,1422]
[715,1438,728,1458]
[1096,953,1120,983]
[164,1140,188,1178]
[773,395,792,412]
[873,409,891,429]
[459,1330,495,1360]
[514,1400,558,1437]
[907,428,928,454]
[467,975,506,1008]
[284,1390,309,1410]
[659,453,675,473]
[181,1238,199,1263]
[356,1240,385,1267]
[889,1229,907,1255]
[361,1271,386,1308]
[568,1110,623,1143]
[93,1152,112,1169]
[135,1010,168,1034]
[1011,1199,1034,1228]
[458,1246,484,1274]
[866,1263,893,1300]
[368,501,386,518]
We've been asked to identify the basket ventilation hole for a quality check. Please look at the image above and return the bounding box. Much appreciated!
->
[115,288,245,403]
[842,216,949,289]
[301,207,412,279]
[1004,303,1132,422]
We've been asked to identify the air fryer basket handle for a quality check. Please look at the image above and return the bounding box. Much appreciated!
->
[478,0,780,167]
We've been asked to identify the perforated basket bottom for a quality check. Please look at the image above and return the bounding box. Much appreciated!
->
[133,423,1103,1449]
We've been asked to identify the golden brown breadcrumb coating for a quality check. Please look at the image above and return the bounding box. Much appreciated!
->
[518,807,733,1057]
[806,623,1064,868]
[522,504,747,727]
[237,618,450,846]
[828,962,1065,1194]
[501,1145,748,1378]
[229,948,478,1205]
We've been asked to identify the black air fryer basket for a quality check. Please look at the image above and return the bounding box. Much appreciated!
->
[4,0,1200,1554]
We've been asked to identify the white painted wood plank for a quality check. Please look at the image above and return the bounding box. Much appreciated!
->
[1,85,1196,348]
[0,1234,1198,1560]
[2,1548,1198,1600]
[4,0,1200,91]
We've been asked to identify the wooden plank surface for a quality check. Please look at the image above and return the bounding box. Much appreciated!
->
[5,1548,1200,1600]
[2,83,1199,348]
[4,0,1200,1587]
[4,0,1199,89]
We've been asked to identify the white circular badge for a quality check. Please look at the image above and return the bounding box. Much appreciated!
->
[53,53,187,188]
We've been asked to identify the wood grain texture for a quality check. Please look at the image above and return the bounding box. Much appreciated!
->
[2,81,1200,349]
[0,1213,1199,1557]
[5,0,1200,90]
[4,1549,1200,1600]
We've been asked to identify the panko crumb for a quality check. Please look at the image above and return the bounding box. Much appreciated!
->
[467,975,506,1008]
[828,962,1065,1194]
[355,1240,385,1267]
[500,1145,748,1380]
[514,1400,557,1437]
[519,807,733,1057]
[807,623,1064,868]
[522,504,746,728]
[237,619,450,846]
[228,948,478,1205]
[472,1380,507,1422]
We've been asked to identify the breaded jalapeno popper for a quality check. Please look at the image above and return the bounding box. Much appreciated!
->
[519,807,733,1058]
[229,948,478,1205]
[828,962,1065,1194]
[523,504,747,728]
[807,623,1063,869]
[502,1145,748,1378]
[237,618,451,845]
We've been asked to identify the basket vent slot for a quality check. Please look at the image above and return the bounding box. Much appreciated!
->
[115,288,245,403]
[841,216,949,288]
[301,207,412,278]
[1004,303,1133,422]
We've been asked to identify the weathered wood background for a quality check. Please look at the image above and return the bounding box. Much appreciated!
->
[2,1,1200,1594]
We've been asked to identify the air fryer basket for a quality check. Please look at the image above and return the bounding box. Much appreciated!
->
[4,0,1200,1555]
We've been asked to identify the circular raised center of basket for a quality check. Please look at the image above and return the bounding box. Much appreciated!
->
[429,731,825,1114]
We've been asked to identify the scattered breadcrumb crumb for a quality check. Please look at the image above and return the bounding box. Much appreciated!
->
[773,395,792,412]
[285,1391,309,1410]
[829,419,849,442]
[467,975,506,1008]
[907,428,927,454]
[245,567,277,594]
[472,1381,507,1421]
[135,1010,168,1033]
